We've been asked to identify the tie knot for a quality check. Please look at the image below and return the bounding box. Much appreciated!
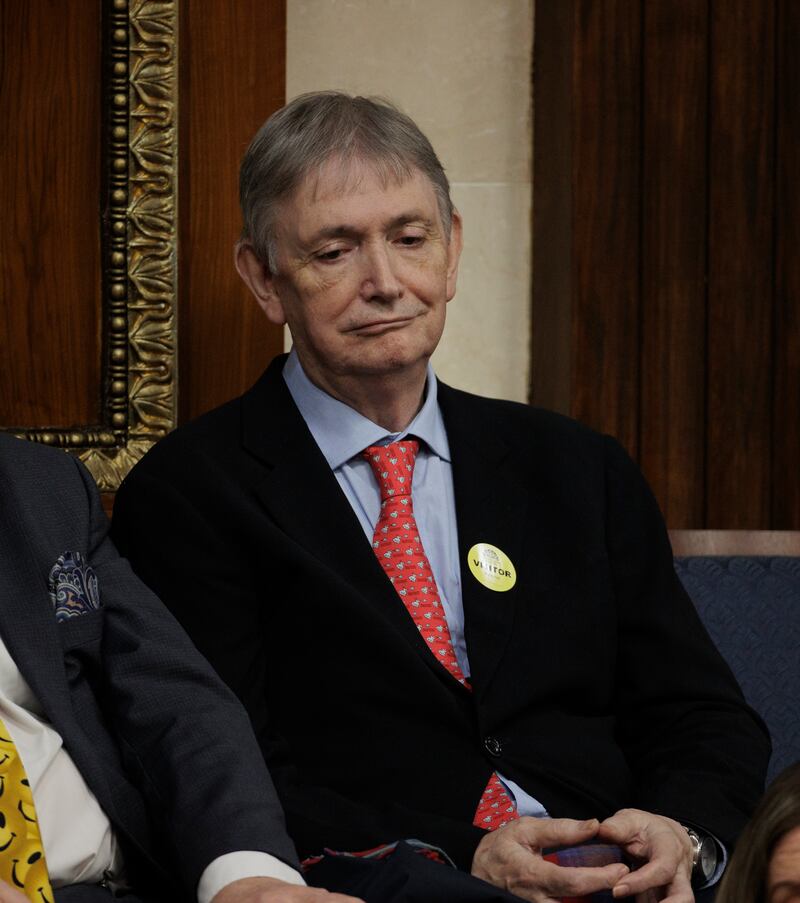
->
[363,439,419,501]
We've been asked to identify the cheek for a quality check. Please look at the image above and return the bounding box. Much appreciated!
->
[305,268,344,295]
[282,280,351,338]
[410,258,452,299]
[303,270,361,317]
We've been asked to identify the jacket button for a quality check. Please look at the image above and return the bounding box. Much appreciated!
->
[484,736,502,757]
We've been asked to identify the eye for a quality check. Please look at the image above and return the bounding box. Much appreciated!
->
[317,248,344,261]
[396,232,425,248]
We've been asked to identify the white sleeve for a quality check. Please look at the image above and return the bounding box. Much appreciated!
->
[197,851,306,903]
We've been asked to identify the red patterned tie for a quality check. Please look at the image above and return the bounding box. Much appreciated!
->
[363,440,519,832]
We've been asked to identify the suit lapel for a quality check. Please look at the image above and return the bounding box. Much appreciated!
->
[242,360,469,684]
[439,384,539,698]
[0,509,74,727]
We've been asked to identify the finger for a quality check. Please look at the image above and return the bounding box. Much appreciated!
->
[514,816,601,849]
[613,866,669,897]
[597,810,642,845]
[0,882,29,903]
[611,841,689,898]
[533,859,631,897]
[656,869,694,903]
[659,891,693,903]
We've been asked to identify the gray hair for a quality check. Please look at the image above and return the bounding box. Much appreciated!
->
[239,91,454,270]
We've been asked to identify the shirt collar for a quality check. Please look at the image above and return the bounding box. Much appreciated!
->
[282,349,451,470]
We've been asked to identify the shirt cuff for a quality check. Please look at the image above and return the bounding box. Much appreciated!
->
[197,851,306,903]
[700,833,727,889]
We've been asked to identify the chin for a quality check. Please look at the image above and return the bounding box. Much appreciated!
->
[348,356,423,378]
[380,327,440,365]
[359,341,434,376]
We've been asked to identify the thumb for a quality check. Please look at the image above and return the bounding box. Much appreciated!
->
[516,816,601,850]
[597,812,640,844]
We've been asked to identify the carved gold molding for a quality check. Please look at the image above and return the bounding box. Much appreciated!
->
[17,0,178,491]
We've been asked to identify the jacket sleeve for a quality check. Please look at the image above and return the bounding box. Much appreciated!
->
[71,455,302,891]
[601,434,771,846]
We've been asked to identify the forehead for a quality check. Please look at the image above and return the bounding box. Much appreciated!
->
[768,826,800,897]
[280,158,441,233]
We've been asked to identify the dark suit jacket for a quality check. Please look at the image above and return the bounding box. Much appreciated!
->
[112,356,770,872]
[0,433,298,901]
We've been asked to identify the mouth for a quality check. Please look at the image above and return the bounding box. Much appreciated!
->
[348,316,417,336]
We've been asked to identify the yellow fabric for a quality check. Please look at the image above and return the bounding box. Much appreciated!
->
[0,718,53,902]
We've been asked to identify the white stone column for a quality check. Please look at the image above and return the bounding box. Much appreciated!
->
[286,0,533,402]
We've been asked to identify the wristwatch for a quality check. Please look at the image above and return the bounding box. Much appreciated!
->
[685,827,718,886]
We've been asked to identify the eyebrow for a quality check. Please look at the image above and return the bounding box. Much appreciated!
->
[769,879,800,900]
[305,212,437,245]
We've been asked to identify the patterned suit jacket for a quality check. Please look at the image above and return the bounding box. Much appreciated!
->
[0,433,298,901]
[111,355,771,872]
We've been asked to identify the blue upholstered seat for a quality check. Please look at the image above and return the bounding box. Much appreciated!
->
[675,556,800,783]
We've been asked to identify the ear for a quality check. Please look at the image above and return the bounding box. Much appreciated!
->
[445,209,463,302]
[234,241,287,325]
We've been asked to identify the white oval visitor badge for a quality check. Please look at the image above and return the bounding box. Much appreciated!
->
[467,543,516,592]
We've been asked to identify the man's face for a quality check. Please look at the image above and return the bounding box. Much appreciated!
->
[237,158,462,398]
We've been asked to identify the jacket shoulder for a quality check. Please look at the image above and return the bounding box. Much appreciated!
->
[0,432,81,468]
[117,360,289,499]
[437,384,610,455]
[128,356,288,470]
[0,435,88,494]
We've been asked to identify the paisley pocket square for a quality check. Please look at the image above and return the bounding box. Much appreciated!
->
[48,551,101,622]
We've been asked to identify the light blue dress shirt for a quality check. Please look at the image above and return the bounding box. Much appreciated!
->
[283,350,547,819]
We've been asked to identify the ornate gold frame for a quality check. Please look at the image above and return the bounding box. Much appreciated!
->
[15,0,178,491]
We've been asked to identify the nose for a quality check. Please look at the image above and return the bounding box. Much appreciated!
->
[359,242,403,302]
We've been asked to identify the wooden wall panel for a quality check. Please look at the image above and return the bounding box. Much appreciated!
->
[571,0,642,457]
[179,1,286,424]
[531,0,573,417]
[0,1,102,429]
[639,1,708,528]
[532,0,798,528]
[773,0,800,527]
[0,1,285,497]
[707,0,775,527]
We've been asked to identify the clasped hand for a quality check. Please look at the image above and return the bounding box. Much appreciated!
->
[471,809,694,903]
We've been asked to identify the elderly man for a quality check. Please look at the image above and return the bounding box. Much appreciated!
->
[111,92,770,903]
[0,434,360,903]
